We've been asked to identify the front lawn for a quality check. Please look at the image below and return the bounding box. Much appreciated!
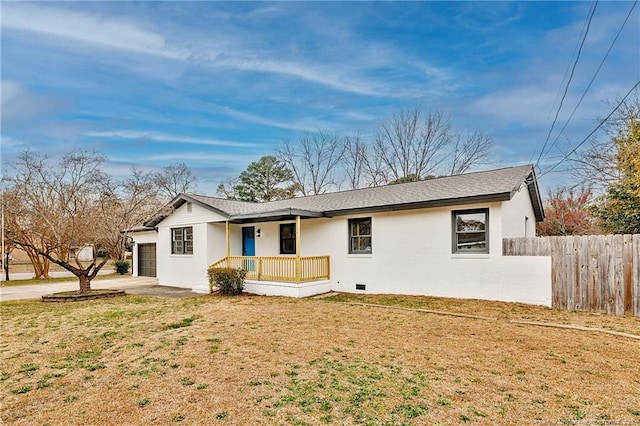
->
[1,294,638,425]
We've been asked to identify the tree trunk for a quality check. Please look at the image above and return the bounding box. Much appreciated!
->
[78,274,92,294]
[42,256,50,279]
[3,252,9,281]
[23,247,50,279]
[2,253,9,281]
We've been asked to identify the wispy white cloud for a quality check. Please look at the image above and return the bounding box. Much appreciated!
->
[143,152,258,164]
[213,55,382,97]
[85,130,263,148]
[1,80,66,128]
[1,80,23,104]
[0,2,450,99]
[209,104,336,132]
[1,3,187,60]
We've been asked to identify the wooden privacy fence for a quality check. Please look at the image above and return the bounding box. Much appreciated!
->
[503,235,640,316]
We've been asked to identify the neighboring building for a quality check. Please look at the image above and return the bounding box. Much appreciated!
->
[129,165,552,306]
[70,245,94,262]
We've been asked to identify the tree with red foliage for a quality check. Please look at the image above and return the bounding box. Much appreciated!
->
[537,187,602,236]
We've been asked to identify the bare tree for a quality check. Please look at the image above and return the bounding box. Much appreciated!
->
[570,92,639,192]
[275,130,346,196]
[448,130,494,175]
[154,162,198,200]
[372,107,451,183]
[100,168,161,260]
[3,187,54,279]
[342,134,369,189]
[5,150,118,293]
[216,176,240,199]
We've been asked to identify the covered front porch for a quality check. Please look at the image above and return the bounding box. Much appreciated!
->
[209,214,332,297]
[210,255,330,283]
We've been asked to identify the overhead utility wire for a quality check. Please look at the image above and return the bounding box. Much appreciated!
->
[528,2,596,165]
[539,79,640,177]
[535,1,598,167]
[544,0,638,162]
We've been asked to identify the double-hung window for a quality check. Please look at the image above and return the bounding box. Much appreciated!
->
[452,209,489,253]
[349,217,372,254]
[171,227,193,254]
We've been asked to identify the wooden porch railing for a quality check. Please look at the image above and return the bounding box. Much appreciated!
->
[209,255,330,288]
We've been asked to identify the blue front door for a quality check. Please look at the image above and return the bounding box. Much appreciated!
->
[242,227,256,272]
[242,227,255,256]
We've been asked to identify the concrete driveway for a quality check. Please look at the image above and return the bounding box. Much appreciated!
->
[0,276,198,301]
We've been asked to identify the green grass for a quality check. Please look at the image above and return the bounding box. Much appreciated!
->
[163,316,200,330]
[0,272,126,287]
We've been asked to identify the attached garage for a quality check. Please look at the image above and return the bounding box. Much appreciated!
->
[138,243,157,277]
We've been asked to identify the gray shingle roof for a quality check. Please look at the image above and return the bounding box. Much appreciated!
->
[146,164,543,226]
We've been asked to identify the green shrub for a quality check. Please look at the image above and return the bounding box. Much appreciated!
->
[114,260,130,275]
[207,267,246,295]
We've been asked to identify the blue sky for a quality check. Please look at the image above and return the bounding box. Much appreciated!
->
[1,1,638,195]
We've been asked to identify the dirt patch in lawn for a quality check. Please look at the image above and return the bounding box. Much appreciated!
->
[1,294,639,425]
[41,289,126,302]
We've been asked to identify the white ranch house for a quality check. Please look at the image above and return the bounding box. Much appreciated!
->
[130,164,552,306]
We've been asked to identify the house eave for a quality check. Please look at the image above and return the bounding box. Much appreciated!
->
[323,192,513,217]
[527,169,545,222]
[229,208,324,223]
[143,193,233,227]
[121,226,157,234]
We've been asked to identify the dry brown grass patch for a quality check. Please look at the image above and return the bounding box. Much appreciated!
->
[1,294,639,425]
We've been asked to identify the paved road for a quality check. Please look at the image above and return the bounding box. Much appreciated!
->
[0,276,161,301]
[3,268,113,281]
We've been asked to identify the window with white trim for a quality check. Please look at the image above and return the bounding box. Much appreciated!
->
[452,209,489,253]
[349,217,372,254]
[171,227,193,254]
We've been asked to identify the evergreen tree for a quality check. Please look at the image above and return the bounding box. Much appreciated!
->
[217,156,296,202]
[592,117,640,233]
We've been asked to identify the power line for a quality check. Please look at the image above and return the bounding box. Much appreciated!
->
[528,2,597,165]
[539,79,640,177]
[535,1,598,167]
[543,0,638,162]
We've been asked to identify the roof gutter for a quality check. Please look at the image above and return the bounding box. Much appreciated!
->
[323,192,513,217]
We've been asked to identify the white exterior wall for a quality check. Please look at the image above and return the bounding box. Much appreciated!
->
[244,279,332,297]
[156,202,228,293]
[298,200,551,306]
[137,193,551,306]
[131,230,157,277]
[228,221,297,257]
[502,185,537,238]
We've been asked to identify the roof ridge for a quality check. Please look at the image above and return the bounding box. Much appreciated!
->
[256,164,534,204]
[145,163,542,226]
[190,193,258,205]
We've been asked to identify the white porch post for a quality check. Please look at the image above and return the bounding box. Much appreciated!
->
[225,221,230,266]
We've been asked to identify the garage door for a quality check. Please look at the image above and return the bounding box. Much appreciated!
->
[138,244,157,277]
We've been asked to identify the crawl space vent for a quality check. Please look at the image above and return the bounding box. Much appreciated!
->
[355,283,366,291]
